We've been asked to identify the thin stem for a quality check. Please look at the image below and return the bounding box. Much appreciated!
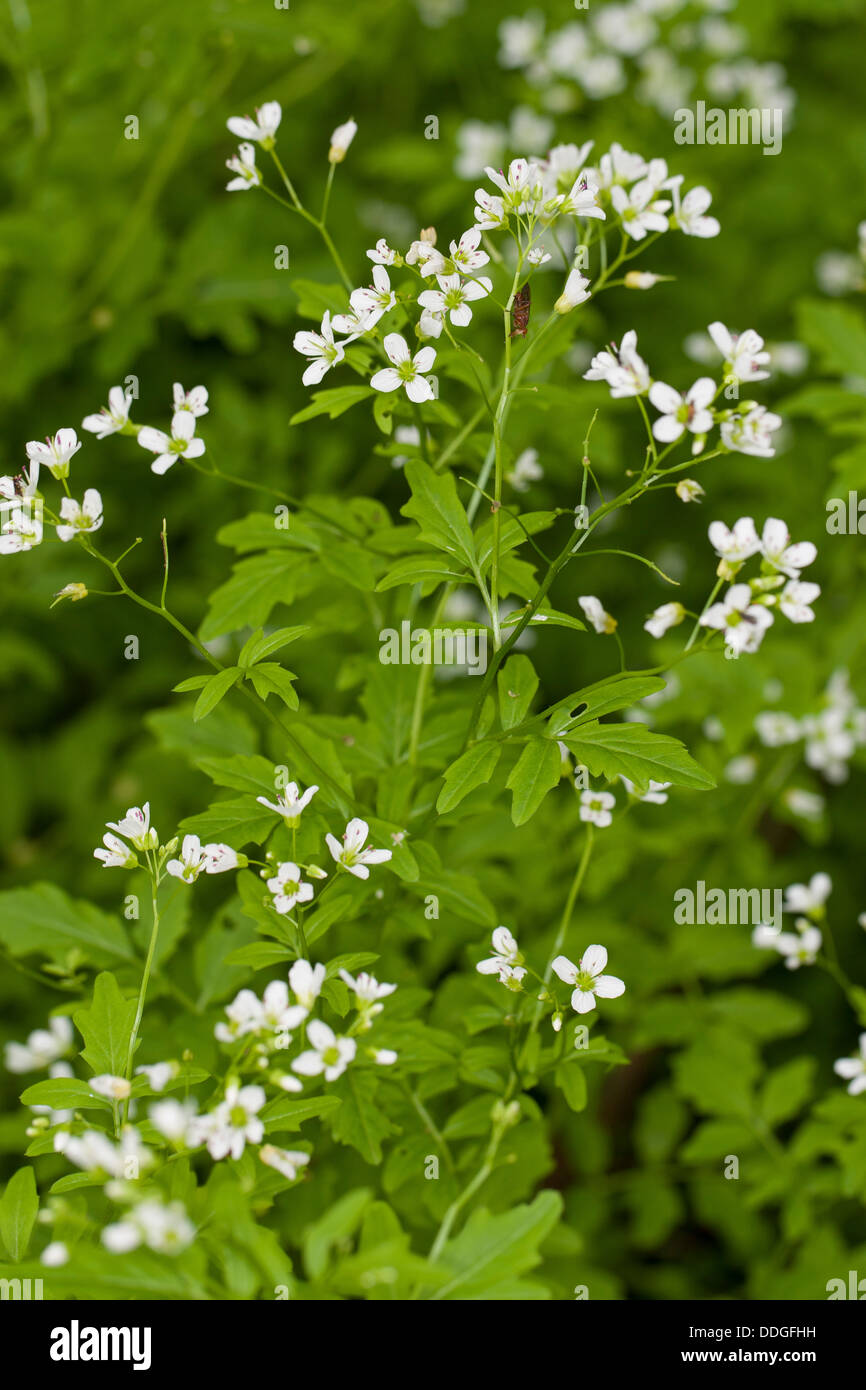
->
[123,879,161,1123]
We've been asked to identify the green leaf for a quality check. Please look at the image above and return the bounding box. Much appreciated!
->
[540,675,667,737]
[290,385,374,424]
[262,1095,343,1133]
[245,662,299,710]
[179,796,275,846]
[401,460,477,571]
[73,971,138,1078]
[497,654,539,730]
[237,625,309,668]
[303,1187,373,1281]
[329,1069,399,1164]
[761,1058,815,1127]
[562,720,715,790]
[437,742,502,814]
[433,1191,562,1299]
[195,754,281,799]
[19,1078,111,1111]
[796,298,866,377]
[0,1168,38,1262]
[291,279,347,320]
[506,738,562,826]
[200,551,315,642]
[376,552,469,591]
[555,1063,588,1112]
[172,674,211,692]
[0,883,134,966]
[193,666,242,722]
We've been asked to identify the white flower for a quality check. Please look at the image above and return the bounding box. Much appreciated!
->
[579,789,616,828]
[89,1074,131,1101]
[621,777,671,804]
[507,448,543,492]
[699,583,773,654]
[202,842,239,874]
[549,170,605,222]
[103,1200,194,1256]
[405,240,447,277]
[708,322,770,384]
[343,265,396,329]
[670,181,720,238]
[482,159,544,216]
[372,1048,398,1065]
[720,406,782,458]
[338,969,397,1004]
[326,817,393,877]
[200,1083,266,1160]
[260,1144,310,1180]
[554,268,591,315]
[783,872,832,916]
[0,500,42,554]
[293,311,349,386]
[473,188,508,232]
[259,979,308,1035]
[257,782,318,825]
[834,1035,866,1096]
[292,1020,356,1082]
[367,238,399,266]
[593,143,648,189]
[138,411,205,476]
[267,861,314,914]
[149,1097,197,1142]
[370,334,437,404]
[542,141,595,196]
[778,579,821,624]
[418,307,444,339]
[227,101,282,145]
[56,1127,152,1178]
[41,1242,69,1268]
[214,989,265,1044]
[225,142,261,191]
[166,834,207,883]
[552,944,626,1014]
[644,601,685,638]
[93,831,138,870]
[25,428,81,480]
[449,227,490,273]
[755,711,801,746]
[476,926,525,986]
[172,383,209,417]
[611,179,670,240]
[708,517,761,565]
[288,959,326,1011]
[583,330,649,397]
[4,1016,73,1073]
[777,925,823,970]
[417,274,492,328]
[759,518,816,578]
[578,594,617,634]
[106,803,158,851]
[648,378,715,443]
[676,478,705,503]
[329,118,357,163]
[56,489,103,542]
[82,386,133,439]
[135,1062,177,1093]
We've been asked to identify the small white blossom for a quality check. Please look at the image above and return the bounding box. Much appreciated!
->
[89,1074,131,1101]
[56,490,103,543]
[759,518,816,578]
[579,594,617,634]
[449,227,490,273]
[370,334,437,403]
[554,268,591,315]
[579,789,616,828]
[367,238,399,265]
[292,1021,356,1082]
[25,429,81,481]
[708,517,761,566]
[476,926,525,987]
[507,447,543,492]
[418,273,492,328]
[699,583,773,654]
[708,321,770,384]
[326,818,393,878]
[611,178,670,240]
[778,579,820,624]
[329,118,357,163]
[293,311,350,386]
[648,378,715,444]
[288,960,327,1011]
[267,861,314,913]
[106,803,158,852]
[552,944,625,1014]
[260,1144,310,1180]
[138,412,205,476]
[583,330,649,397]
[644,601,685,638]
[834,1035,866,1096]
[257,782,318,826]
[172,383,209,417]
[783,873,832,916]
[225,142,261,191]
[5,1016,73,1073]
[621,778,671,804]
[227,102,282,145]
[670,181,720,238]
[720,406,782,458]
[82,386,132,439]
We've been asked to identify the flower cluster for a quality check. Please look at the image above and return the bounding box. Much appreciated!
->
[699,517,819,656]
[476,926,625,1028]
[751,872,831,969]
[755,670,866,784]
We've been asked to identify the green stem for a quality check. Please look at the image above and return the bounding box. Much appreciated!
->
[123,879,161,1123]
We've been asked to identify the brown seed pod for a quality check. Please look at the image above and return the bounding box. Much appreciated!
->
[510,283,531,338]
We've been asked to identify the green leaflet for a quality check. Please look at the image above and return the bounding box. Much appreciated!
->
[562,720,715,791]
[400,459,477,571]
[73,971,138,1078]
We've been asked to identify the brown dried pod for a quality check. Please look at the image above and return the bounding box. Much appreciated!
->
[510,283,531,339]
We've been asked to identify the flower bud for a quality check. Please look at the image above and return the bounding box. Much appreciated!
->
[625,271,662,289]
[555,268,591,314]
[328,118,357,164]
